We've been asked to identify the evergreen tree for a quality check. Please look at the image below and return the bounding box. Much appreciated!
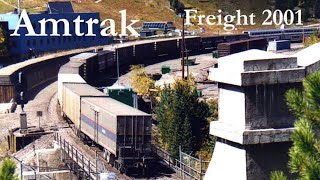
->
[271,72,320,179]
[170,0,178,10]
[0,158,19,180]
[155,79,209,158]
[270,171,288,180]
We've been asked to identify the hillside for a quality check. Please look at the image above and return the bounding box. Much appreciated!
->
[1,0,318,34]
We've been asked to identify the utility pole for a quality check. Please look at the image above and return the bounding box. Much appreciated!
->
[186,48,189,79]
[116,47,119,86]
[117,40,123,86]
[181,13,185,79]
[17,0,21,14]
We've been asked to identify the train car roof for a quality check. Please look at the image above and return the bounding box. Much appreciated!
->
[97,50,113,55]
[59,62,84,74]
[64,83,106,97]
[103,36,200,51]
[219,37,266,45]
[82,97,150,116]
[0,46,104,76]
[70,53,97,61]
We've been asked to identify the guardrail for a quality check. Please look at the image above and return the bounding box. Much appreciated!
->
[151,144,210,180]
[54,132,117,180]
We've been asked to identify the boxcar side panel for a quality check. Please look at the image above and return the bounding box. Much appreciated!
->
[179,37,201,53]
[80,98,97,142]
[134,43,155,64]
[117,46,134,67]
[155,39,178,58]
[62,84,81,129]
[57,74,85,105]
[0,85,15,103]
[97,109,117,155]
[81,97,118,155]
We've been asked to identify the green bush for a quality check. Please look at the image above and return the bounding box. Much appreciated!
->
[0,158,19,180]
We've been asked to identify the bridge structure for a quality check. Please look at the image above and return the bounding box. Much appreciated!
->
[204,44,320,179]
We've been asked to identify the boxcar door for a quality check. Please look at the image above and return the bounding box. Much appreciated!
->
[94,110,99,142]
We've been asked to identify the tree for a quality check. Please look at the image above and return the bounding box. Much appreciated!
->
[168,0,184,15]
[197,99,218,160]
[155,78,210,158]
[0,158,19,180]
[170,0,178,10]
[270,171,288,180]
[129,65,155,98]
[271,71,320,179]
[304,31,320,47]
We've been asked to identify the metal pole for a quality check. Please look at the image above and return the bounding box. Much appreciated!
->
[303,28,305,44]
[179,146,182,163]
[181,14,185,79]
[186,48,189,78]
[17,0,21,14]
[88,160,91,178]
[116,47,120,86]
[95,150,98,179]
[200,157,202,179]
[20,162,23,179]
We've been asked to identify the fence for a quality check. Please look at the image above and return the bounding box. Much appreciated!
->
[151,145,210,180]
[54,133,115,180]
[12,153,72,180]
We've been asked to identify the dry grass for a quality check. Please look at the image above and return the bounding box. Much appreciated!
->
[0,0,296,34]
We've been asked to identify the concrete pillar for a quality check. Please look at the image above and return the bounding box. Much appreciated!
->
[204,50,307,180]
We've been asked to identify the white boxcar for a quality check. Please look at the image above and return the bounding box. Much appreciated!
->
[62,83,106,131]
[57,62,86,105]
[80,97,152,157]
[69,53,98,82]
[69,52,97,62]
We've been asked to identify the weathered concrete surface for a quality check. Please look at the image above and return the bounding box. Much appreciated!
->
[245,142,292,180]
[205,44,320,180]
[244,83,302,129]
[204,141,247,179]
[218,82,302,131]
[210,121,294,144]
[206,140,292,180]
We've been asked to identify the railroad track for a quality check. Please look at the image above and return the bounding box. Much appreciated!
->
[42,85,132,179]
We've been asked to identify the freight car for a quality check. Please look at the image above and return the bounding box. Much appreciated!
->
[58,58,153,174]
[61,83,104,125]
[134,42,156,64]
[217,38,267,57]
[57,62,86,110]
[69,53,99,83]
[80,96,152,172]
[97,50,114,73]
[178,36,202,55]
[201,34,249,51]
[0,33,257,103]
[155,38,179,59]
[0,53,74,103]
